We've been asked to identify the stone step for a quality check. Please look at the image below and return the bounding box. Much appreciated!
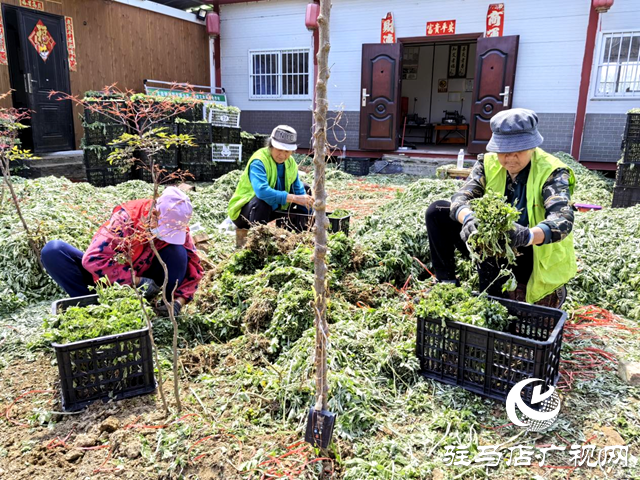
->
[22,151,86,182]
[375,155,475,177]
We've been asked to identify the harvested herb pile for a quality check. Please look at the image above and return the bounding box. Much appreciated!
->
[568,204,640,319]
[356,178,460,284]
[555,151,614,207]
[189,225,362,353]
[43,282,147,344]
[467,190,520,265]
[0,173,240,305]
[416,283,514,331]
[1,159,640,480]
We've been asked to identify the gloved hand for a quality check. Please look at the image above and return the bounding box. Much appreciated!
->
[154,300,182,318]
[138,277,161,300]
[509,223,534,248]
[459,212,478,243]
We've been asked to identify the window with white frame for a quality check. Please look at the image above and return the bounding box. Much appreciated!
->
[595,32,640,98]
[249,48,311,99]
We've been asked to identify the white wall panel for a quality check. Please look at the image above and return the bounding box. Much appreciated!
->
[220,0,637,116]
[587,0,640,114]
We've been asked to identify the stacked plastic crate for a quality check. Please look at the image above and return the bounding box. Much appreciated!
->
[82,92,129,187]
[179,105,242,181]
[613,111,640,208]
[137,103,204,183]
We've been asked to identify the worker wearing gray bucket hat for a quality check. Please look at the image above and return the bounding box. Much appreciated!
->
[486,108,545,153]
[425,108,578,307]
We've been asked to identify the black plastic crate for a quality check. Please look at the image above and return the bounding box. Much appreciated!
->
[83,146,124,169]
[83,124,127,146]
[241,135,256,162]
[176,103,205,121]
[622,113,640,162]
[179,145,240,181]
[612,186,640,208]
[136,148,179,183]
[615,162,640,188]
[86,167,132,187]
[624,113,640,141]
[153,123,178,135]
[253,134,269,151]
[178,122,212,143]
[275,211,351,235]
[341,157,370,176]
[180,161,239,182]
[180,144,211,165]
[212,126,242,144]
[417,296,566,403]
[84,100,126,125]
[51,295,156,412]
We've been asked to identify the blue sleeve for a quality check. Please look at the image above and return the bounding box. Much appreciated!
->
[292,174,306,196]
[539,223,553,245]
[249,161,289,209]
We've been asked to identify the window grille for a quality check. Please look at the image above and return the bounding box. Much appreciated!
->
[249,48,311,99]
[595,32,640,98]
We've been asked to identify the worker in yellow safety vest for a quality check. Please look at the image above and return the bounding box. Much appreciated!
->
[425,108,577,307]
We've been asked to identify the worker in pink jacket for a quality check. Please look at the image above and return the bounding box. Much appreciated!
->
[41,187,203,316]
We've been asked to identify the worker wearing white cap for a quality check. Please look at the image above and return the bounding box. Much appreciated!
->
[228,125,314,247]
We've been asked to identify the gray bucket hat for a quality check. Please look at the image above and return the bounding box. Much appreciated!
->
[486,108,544,153]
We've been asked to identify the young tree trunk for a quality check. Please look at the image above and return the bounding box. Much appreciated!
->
[130,266,169,416]
[148,240,183,413]
[312,0,332,417]
[0,163,44,271]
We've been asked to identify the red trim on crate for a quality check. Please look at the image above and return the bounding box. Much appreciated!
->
[571,4,600,161]
[580,161,618,171]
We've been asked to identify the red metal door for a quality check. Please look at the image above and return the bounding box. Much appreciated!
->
[468,35,519,155]
[359,43,402,150]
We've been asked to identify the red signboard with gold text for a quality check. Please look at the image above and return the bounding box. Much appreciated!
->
[20,0,45,11]
[65,17,77,71]
[426,20,455,36]
[486,4,505,37]
[381,12,395,44]
[0,11,8,66]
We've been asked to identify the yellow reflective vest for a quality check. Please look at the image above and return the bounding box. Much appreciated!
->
[484,148,577,303]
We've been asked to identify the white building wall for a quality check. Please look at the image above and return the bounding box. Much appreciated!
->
[220,0,315,112]
[587,0,640,114]
[221,0,594,115]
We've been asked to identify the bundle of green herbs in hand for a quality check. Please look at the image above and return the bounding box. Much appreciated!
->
[416,283,514,331]
[44,281,147,344]
[466,191,520,265]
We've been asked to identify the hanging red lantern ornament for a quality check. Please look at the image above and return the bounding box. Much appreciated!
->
[206,12,220,36]
[593,0,614,13]
[305,3,320,30]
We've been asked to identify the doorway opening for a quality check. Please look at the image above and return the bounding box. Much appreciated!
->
[398,36,478,156]
[3,5,75,153]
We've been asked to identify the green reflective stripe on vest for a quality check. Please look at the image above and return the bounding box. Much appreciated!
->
[227,148,299,221]
[484,148,577,303]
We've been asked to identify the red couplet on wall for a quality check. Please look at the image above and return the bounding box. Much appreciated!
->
[381,12,395,43]
[0,10,7,66]
[426,20,455,36]
[65,17,77,72]
[486,4,505,37]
